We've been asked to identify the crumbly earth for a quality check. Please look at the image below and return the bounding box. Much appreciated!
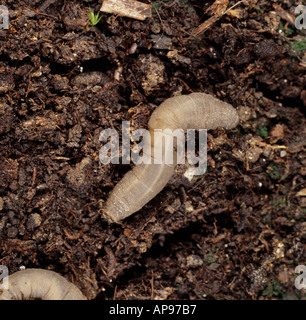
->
[0,0,305,300]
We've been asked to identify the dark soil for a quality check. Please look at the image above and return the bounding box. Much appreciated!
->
[0,0,305,300]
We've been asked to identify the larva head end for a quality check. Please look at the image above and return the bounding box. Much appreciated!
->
[231,110,240,128]
[100,208,122,225]
[223,107,240,129]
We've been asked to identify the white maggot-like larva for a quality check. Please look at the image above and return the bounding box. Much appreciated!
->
[102,92,239,223]
[0,269,87,300]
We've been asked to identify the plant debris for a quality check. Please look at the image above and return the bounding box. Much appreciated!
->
[100,0,152,21]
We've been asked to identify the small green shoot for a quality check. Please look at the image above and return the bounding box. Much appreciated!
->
[278,22,284,34]
[256,124,269,138]
[290,38,306,52]
[204,249,218,264]
[151,1,165,18]
[285,27,293,37]
[151,2,160,14]
[89,9,102,26]
[278,22,294,36]
[272,197,287,208]
[268,163,281,180]
[262,280,283,298]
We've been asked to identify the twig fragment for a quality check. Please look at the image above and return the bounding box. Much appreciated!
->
[100,0,152,21]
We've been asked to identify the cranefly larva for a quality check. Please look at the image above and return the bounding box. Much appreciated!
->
[102,92,239,223]
[0,269,87,300]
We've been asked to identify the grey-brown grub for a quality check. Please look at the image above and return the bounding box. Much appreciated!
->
[0,269,87,300]
[102,93,240,224]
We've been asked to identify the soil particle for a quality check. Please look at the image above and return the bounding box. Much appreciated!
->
[0,65,14,93]
[66,157,92,190]
[186,254,203,269]
[138,54,165,94]
[26,213,42,231]
[254,39,285,58]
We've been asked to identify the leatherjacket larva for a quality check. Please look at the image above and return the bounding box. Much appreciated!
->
[0,269,87,300]
[102,93,239,223]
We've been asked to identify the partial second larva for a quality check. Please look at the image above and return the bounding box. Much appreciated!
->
[0,269,87,300]
[102,93,239,223]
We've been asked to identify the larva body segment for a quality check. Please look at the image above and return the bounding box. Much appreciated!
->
[0,269,87,300]
[148,93,239,131]
[102,93,239,223]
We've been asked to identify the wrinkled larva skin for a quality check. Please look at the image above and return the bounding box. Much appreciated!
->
[102,93,239,223]
[0,269,87,300]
